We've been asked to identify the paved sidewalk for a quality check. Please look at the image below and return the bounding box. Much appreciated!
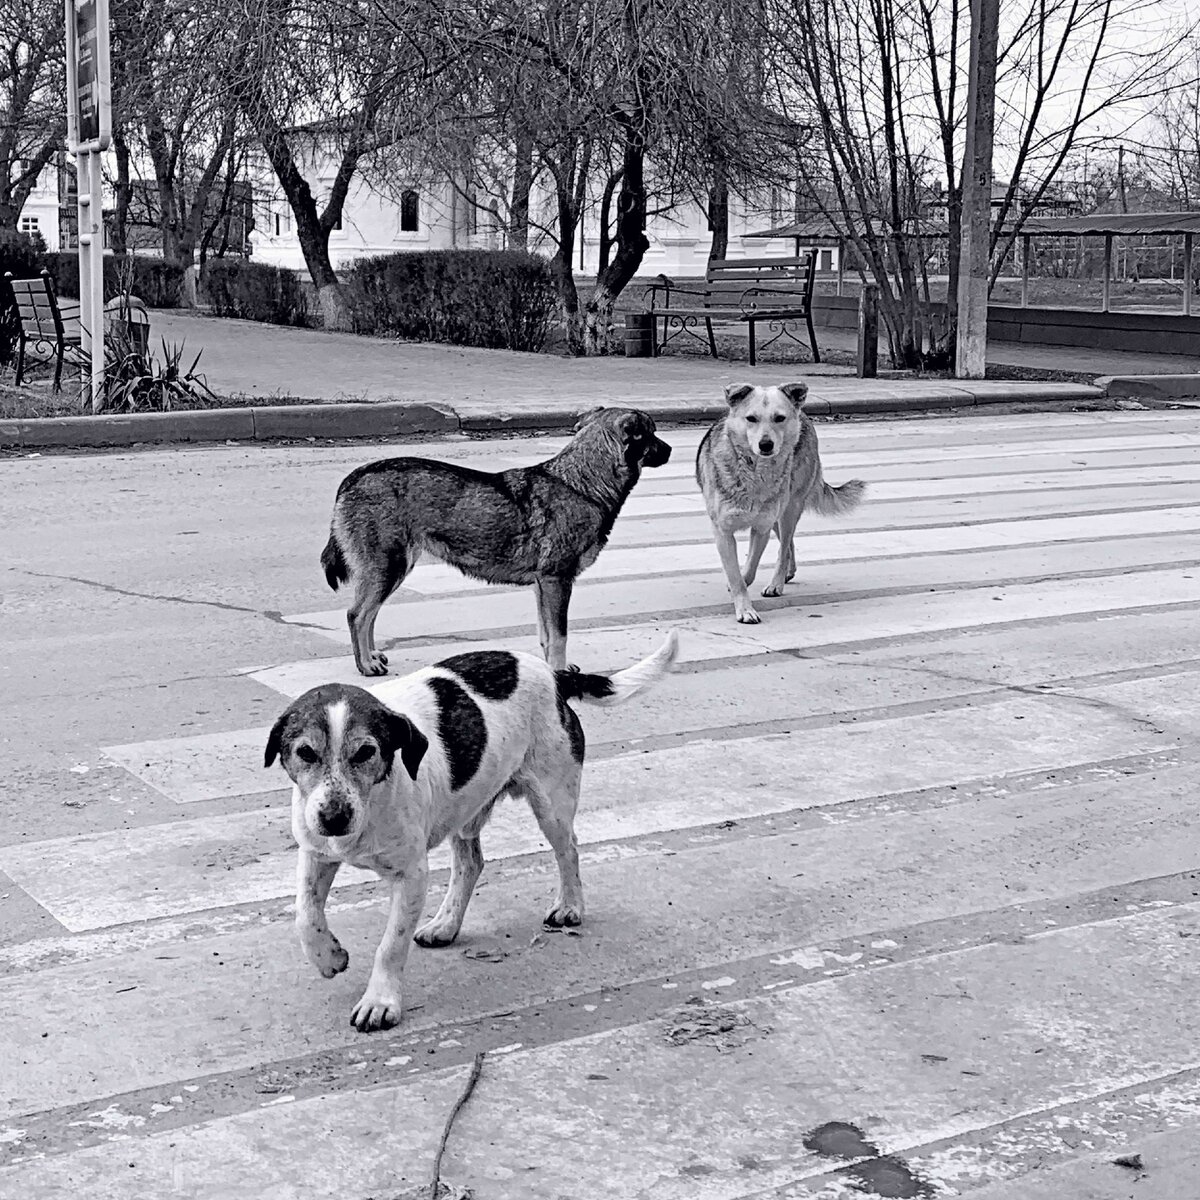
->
[9,306,1198,450]
[150,309,1113,419]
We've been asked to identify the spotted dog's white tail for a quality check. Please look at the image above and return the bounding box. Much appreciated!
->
[555,629,680,707]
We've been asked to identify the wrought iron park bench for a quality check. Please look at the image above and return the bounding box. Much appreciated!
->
[641,253,820,366]
[3,268,149,391]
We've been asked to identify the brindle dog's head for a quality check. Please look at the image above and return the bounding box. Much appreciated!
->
[265,683,428,841]
[573,407,672,470]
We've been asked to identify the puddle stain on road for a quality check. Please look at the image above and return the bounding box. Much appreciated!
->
[803,1120,934,1198]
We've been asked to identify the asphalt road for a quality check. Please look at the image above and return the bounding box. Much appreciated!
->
[3,409,1200,1198]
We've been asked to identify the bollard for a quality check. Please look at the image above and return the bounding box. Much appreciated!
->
[857,284,879,378]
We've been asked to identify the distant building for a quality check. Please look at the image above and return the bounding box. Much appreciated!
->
[247,138,837,278]
[14,153,74,251]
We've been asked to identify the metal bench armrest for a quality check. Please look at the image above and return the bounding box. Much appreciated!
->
[738,285,810,316]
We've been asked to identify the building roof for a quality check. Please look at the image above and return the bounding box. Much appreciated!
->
[745,217,851,243]
[750,209,1200,243]
[1019,211,1200,236]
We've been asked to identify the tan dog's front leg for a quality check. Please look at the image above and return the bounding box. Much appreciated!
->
[742,525,772,587]
[351,857,429,1032]
[296,850,348,978]
[714,528,759,624]
[764,504,803,597]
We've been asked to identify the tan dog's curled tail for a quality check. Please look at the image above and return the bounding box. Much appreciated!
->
[555,629,680,707]
[809,476,866,517]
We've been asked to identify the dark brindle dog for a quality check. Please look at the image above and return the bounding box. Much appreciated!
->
[321,407,672,676]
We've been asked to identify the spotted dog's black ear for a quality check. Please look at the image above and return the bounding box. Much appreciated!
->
[724,383,755,406]
[780,382,809,407]
[264,709,291,768]
[379,712,429,781]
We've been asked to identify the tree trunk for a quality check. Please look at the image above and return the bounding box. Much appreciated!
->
[552,179,583,355]
[510,130,533,251]
[111,132,132,255]
[597,167,623,273]
[584,115,649,355]
[708,167,729,261]
[233,77,358,329]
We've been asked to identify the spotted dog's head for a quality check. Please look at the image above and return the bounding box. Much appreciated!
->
[723,382,808,460]
[573,406,672,470]
[264,684,428,840]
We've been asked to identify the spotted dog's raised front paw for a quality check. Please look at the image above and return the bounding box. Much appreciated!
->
[300,930,349,979]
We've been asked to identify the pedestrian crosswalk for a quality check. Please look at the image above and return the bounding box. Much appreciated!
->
[4,409,1200,1197]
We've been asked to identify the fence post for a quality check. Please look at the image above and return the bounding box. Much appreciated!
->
[857,283,879,379]
[1185,233,1193,317]
[1102,234,1113,312]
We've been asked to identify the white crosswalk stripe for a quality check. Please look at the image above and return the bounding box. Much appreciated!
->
[6,409,1200,1196]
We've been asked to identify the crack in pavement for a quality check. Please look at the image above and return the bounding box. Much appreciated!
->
[20,570,295,624]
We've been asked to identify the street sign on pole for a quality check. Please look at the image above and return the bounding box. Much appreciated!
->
[71,0,111,152]
[64,0,110,411]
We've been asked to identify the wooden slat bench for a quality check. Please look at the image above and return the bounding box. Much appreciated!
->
[3,269,150,390]
[641,254,820,366]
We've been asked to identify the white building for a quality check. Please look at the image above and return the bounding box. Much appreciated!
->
[248,142,838,279]
[16,140,840,280]
[14,157,67,251]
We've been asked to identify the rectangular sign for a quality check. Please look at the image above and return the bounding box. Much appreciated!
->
[71,0,111,150]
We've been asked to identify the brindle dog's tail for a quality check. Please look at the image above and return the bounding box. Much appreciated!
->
[556,630,679,707]
[321,532,349,591]
[809,475,866,517]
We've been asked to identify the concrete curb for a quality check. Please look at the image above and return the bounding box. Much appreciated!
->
[0,384,1105,450]
[1097,374,1200,403]
[0,401,457,449]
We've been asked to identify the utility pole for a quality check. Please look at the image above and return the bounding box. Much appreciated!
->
[1118,145,1128,213]
[955,0,1000,379]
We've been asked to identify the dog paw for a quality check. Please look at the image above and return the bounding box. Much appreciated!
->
[414,919,459,948]
[299,931,349,978]
[358,653,389,677]
[761,581,784,597]
[350,987,403,1032]
[735,605,761,624]
[544,901,584,927]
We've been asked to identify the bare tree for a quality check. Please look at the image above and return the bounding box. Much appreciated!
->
[0,0,64,232]
[764,0,1192,368]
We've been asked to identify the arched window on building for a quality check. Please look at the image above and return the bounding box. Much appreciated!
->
[400,189,419,232]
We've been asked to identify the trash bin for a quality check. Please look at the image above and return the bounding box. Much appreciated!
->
[624,312,656,357]
[104,295,151,357]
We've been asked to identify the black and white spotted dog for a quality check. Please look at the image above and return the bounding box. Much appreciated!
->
[265,631,679,1031]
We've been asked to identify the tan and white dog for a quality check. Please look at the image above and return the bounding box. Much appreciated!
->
[696,382,866,624]
[265,632,679,1031]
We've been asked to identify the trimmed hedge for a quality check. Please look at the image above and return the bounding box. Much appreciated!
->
[345,249,559,352]
[200,259,309,326]
[42,252,186,308]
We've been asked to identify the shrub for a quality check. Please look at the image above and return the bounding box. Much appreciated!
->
[345,249,559,352]
[102,330,216,412]
[42,252,186,309]
[200,258,308,326]
[0,228,47,368]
